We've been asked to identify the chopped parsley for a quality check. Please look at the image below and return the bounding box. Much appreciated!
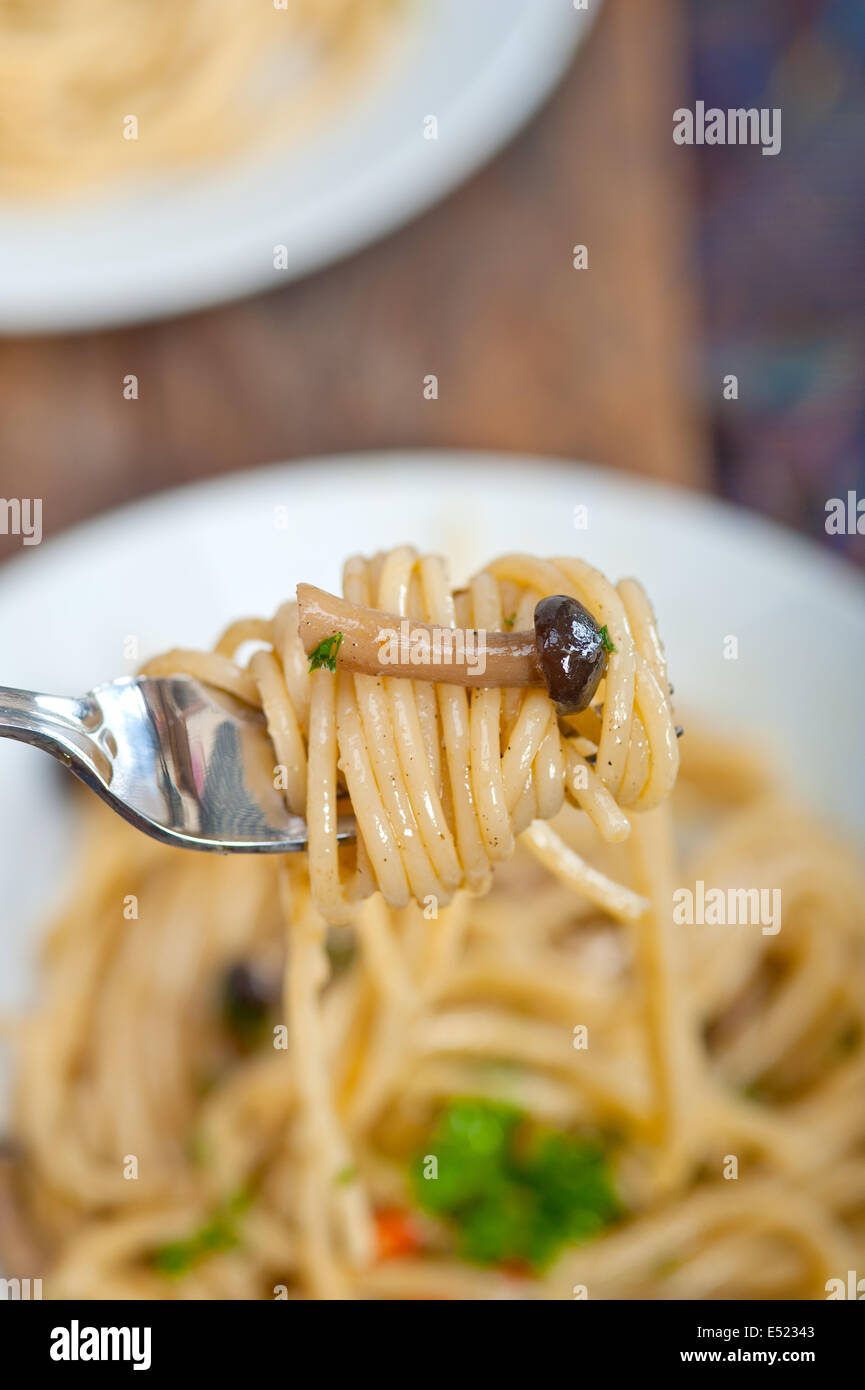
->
[335,1164,358,1185]
[503,613,517,630]
[308,632,343,673]
[409,1099,620,1272]
[598,625,617,655]
[150,1188,253,1278]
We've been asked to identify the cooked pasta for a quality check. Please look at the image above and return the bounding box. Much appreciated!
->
[0,0,402,198]
[142,549,680,924]
[3,548,864,1301]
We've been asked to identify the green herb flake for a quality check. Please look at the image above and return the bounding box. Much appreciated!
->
[598,625,617,655]
[335,1164,358,1186]
[308,632,343,673]
[150,1187,252,1279]
[409,1098,620,1273]
[503,613,517,630]
[187,1133,212,1167]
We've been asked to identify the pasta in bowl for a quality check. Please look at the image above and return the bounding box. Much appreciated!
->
[4,546,865,1300]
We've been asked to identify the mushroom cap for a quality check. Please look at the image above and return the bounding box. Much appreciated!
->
[533,595,608,715]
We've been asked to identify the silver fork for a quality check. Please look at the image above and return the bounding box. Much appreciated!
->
[0,677,356,852]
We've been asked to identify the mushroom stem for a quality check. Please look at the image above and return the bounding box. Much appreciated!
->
[297,584,543,688]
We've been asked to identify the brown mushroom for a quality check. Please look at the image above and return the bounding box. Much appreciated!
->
[297,585,611,716]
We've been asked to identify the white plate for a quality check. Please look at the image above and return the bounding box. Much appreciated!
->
[0,1,595,334]
[1,450,864,1109]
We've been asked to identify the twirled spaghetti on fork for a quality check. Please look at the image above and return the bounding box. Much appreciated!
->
[142,549,680,922]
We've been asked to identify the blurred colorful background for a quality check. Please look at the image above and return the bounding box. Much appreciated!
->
[693,0,865,564]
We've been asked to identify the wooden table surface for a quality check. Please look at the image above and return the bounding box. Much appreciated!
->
[0,0,708,566]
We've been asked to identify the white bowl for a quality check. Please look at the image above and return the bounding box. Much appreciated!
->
[0,1,595,333]
[0,450,862,1108]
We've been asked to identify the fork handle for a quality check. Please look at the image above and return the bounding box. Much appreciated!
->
[0,686,108,778]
